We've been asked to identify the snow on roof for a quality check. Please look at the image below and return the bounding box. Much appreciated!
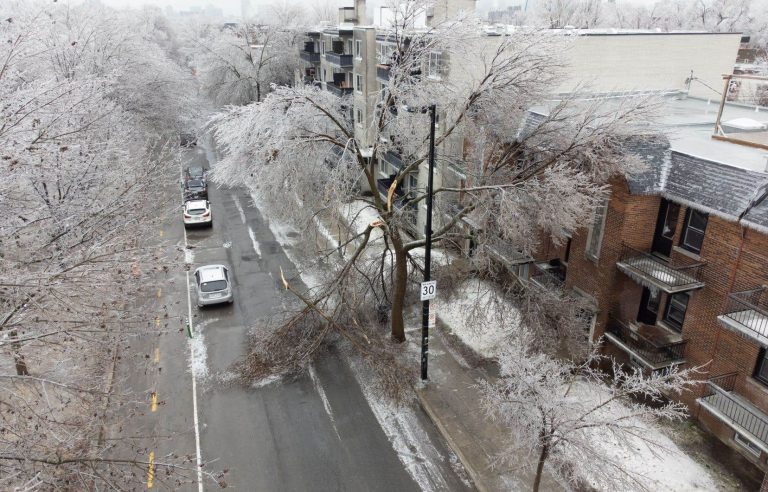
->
[197,265,226,283]
[723,117,768,130]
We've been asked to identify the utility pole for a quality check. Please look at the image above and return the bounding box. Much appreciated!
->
[421,104,436,381]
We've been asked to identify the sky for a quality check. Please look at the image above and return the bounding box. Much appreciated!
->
[94,0,659,19]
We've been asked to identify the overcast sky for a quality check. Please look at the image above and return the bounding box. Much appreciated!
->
[93,0,657,19]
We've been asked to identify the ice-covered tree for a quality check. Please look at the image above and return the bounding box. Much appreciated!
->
[0,2,215,488]
[480,331,700,491]
[189,22,301,106]
[208,1,658,389]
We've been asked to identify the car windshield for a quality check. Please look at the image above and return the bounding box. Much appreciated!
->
[201,280,227,292]
[187,207,206,215]
[187,180,204,188]
[188,167,203,176]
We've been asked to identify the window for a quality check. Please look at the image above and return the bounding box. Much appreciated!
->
[755,349,768,386]
[407,174,418,192]
[347,39,353,54]
[585,199,609,261]
[563,237,572,264]
[355,74,363,93]
[377,42,395,64]
[427,51,445,78]
[355,39,362,58]
[320,41,325,53]
[663,293,689,332]
[321,69,326,82]
[734,432,762,457]
[680,208,708,254]
[356,108,363,126]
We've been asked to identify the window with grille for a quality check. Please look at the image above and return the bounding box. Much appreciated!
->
[427,52,446,78]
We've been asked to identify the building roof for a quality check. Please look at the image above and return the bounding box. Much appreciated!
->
[524,95,768,232]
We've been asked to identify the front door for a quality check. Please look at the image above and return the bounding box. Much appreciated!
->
[637,287,661,325]
[651,198,680,258]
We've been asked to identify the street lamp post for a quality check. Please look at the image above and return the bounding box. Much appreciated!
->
[421,104,436,381]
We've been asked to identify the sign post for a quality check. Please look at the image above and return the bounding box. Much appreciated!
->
[421,104,437,382]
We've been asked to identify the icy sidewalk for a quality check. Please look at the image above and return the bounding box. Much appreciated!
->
[416,323,563,492]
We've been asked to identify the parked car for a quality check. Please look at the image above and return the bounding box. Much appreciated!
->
[184,179,208,200]
[183,200,212,228]
[180,132,197,147]
[193,265,233,307]
[185,166,206,181]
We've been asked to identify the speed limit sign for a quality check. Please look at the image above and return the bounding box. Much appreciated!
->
[420,281,437,301]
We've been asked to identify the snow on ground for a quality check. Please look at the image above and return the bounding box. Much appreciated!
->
[313,216,340,249]
[232,195,247,224]
[438,279,521,358]
[570,381,717,491]
[347,356,461,492]
[188,331,208,380]
[247,226,262,258]
[184,248,194,264]
[339,200,383,241]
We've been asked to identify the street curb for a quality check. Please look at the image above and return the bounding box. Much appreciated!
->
[416,390,490,492]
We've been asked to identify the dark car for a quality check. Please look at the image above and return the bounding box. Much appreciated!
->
[180,132,197,147]
[186,166,206,181]
[184,179,208,200]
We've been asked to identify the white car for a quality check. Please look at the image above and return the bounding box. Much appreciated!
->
[183,200,212,228]
[194,265,233,307]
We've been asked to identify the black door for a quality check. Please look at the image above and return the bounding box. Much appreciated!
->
[651,199,680,258]
[637,287,661,325]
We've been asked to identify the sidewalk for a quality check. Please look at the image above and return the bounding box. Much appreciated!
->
[416,325,563,492]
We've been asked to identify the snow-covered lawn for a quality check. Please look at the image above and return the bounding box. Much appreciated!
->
[570,381,716,491]
[438,279,521,358]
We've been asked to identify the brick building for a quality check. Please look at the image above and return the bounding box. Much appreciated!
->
[525,93,768,468]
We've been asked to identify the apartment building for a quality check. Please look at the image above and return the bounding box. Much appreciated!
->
[294,0,768,475]
[521,92,768,469]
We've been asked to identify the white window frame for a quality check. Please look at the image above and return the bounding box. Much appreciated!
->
[356,108,363,126]
[427,51,444,79]
[585,199,609,261]
[320,40,325,54]
[355,74,363,93]
[355,39,362,59]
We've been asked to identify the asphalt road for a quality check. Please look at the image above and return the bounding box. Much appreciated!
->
[118,143,473,491]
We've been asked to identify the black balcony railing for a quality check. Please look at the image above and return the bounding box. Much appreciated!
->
[720,288,768,341]
[700,372,768,447]
[605,317,687,366]
[326,83,353,97]
[616,243,705,293]
[325,52,353,67]
[377,64,391,81]
[531,260,566,290]
[382,150,405,170]
[300,50,320,63]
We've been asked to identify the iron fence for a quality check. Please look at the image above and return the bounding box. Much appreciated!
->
[605,317,687,365]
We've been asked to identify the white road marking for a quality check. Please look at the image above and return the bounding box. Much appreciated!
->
[247,226,262,258]
[181,158,205,492]
[232,195,247,225]
[308,364,341,441]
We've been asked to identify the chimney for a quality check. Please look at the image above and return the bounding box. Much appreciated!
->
[355,0,368,24]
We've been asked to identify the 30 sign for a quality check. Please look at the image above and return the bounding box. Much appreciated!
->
[420,281,437,301]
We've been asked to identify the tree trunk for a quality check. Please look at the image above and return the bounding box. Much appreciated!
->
[533,443,549,492]
[389,233,408,343]
[256,82,261,103]
[10,330,29,376]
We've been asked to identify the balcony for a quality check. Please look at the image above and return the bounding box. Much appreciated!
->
[382,150,405,171]
[699,373,768,453]
[325,52,353,68]
[326,82,353,97]
[718,288,768,345]
[530,260,566,290]
[486,240,531,267]
[604,317,687,370]
[616,244,705,294]
[377,64,391,81]
[300,50,320,64]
